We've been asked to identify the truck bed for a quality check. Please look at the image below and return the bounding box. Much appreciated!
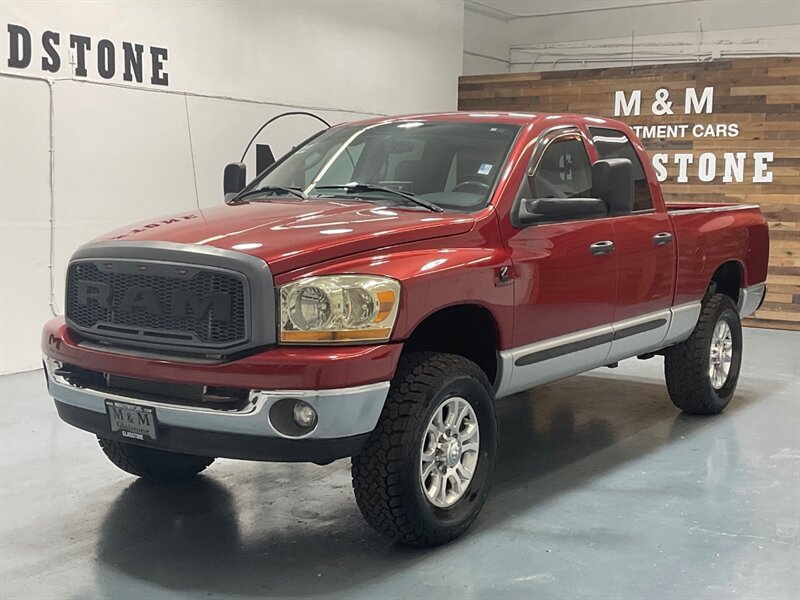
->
[666,202,769,306]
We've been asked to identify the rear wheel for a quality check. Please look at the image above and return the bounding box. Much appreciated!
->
[98,438,215,482]
[664,293,743,415]
[351,352,497,547]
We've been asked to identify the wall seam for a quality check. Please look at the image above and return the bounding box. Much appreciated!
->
[0,71,387,117]
[183,94,201,210]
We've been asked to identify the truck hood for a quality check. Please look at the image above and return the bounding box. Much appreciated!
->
[97,199,476,274]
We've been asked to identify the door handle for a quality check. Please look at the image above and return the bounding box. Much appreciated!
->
[590,240,615,255]
[653,232,673,246]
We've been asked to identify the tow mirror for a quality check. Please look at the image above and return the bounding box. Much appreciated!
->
[516,197,608,226]
[591,158,634,216]
[223,162,246,201]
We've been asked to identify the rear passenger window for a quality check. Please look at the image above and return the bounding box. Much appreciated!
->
[527,137,592,199]
[589,127,653,211]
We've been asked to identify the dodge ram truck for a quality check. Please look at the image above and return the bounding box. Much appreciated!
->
[42,112,769,547]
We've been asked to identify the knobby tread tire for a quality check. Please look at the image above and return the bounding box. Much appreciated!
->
[664,293,742,415]
[351,351,496,547]
[98,437,214,482]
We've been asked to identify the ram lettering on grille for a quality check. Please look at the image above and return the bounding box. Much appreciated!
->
[76,280,232,321]
[66,262,247,348]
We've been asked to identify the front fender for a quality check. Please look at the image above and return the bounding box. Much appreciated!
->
[286,246,515,349]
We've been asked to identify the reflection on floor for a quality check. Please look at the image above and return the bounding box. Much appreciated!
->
[1,328,798,599]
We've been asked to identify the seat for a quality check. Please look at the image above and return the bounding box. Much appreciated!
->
[393,160,424,192]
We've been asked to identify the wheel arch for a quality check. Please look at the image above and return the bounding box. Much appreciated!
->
[402,303,500,386]
[709,260,744,305]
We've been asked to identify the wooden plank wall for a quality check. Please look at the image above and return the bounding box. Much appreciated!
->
[459,58,800,330]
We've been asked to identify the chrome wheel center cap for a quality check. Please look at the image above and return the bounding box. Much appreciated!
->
[445,438,461,468]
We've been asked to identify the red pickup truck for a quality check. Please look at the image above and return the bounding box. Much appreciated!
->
[42,112,769,546]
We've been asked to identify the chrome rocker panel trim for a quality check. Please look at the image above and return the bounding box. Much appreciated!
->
[495,302,702,399]
[44,356,389,440]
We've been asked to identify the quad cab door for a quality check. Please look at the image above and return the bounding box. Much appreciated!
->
[498,127,617,397]
[587,126,676,362]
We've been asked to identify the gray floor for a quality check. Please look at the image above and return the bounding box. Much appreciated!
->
[1,328,798,600]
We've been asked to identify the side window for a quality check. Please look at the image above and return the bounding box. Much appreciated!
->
[529,137,592,199]
[589,127,653,211]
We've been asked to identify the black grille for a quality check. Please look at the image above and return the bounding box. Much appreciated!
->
[105,373,248,409]
[107,373,206,403]
[66,261,248,349]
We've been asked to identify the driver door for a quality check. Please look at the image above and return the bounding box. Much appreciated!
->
[500,128,618,396]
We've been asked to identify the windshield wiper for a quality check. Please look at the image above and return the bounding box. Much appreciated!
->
[311,183,443,213]
[233,185,307,201]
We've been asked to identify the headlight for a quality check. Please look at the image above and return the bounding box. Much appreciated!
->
[279,275,400,343]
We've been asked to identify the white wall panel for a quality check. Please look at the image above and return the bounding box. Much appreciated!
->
[0,77,51,373]
[0,0,464,373]
[50,83,199,310]
[463,8,509,74]
[0,0,463,114]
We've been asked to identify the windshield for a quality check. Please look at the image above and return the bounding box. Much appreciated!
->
[243,120,521,211]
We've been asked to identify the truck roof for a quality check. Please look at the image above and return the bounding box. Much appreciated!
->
[348,111,625,129]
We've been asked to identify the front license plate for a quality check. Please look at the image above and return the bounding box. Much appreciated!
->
[106,400,158,441]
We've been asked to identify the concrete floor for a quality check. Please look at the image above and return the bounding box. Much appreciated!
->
[1,328,798,599]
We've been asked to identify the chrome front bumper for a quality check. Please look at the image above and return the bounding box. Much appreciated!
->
[44,356,389,462]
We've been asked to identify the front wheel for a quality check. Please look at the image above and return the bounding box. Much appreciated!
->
[351,352,497,547]
[664,293,743,415]
[98,438,215,482]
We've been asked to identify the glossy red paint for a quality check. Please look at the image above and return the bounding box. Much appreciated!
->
[666,204,769,304]
[505,217,618,344]
[44,111,769,393]
[493,118,617,344]
[611,212,676,321]
[99,200,476,276]
[278,208,516,348]
[42,319,402,389]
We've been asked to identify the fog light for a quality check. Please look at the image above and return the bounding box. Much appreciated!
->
[292,401,317,428]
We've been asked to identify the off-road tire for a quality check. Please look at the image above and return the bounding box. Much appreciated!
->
[664,293,743,415]
[351,352,497,547]
[98,438,215,482]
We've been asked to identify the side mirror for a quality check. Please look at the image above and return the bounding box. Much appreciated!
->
[516,197,608,226]
[223,162,247,201]
[591,158,634,216]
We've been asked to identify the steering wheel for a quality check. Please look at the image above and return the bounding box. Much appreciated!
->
[452,180,491,194]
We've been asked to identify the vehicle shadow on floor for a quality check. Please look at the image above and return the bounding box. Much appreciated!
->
[93,373,759,597]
